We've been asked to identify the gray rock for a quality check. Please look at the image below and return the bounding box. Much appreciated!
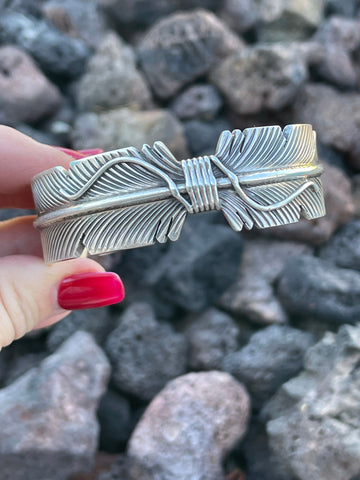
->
[210,43,307,115]
[0,331,110,480]
[263,163,354,245]
[3,352,47,387]
[128,371,250,480]
[46,307,117,352]
[319,220,360,270]
[220,239,312,325]
[105,303,187,401]
[185,308,240,371]
[220,0,259,33]
[265,324,360,480]
[137,9,243,99]
[325,0,360,16]
[0,46,61,126]
[278,254,360,324]
[77,32,152,112]
[170,84,222,121]
[223,325,314,409]
[72,107,188,158]
[0,11,91,78]
[257,0,324,42]
[184,117,232,156]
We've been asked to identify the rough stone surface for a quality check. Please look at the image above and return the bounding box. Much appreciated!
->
[325,0,360,17]
[223,325,314,409]
[278,254,360,324]
[170,84,222,121]
[137,9,243,99]
[264,163,354,245]
[220,239,312,325]
[0,45,61,125]
[77,32,152,112]
[184,117,232,156]
[105,303,187,401]
[210,43,307,115]
[319,220,360,270]
[72,107,188,158]
[0,11,91,78]
[128,371,250,480]
[0,332,110,479]
[265,324,360,480]
[185,308,240,371]
[220,0,258,33]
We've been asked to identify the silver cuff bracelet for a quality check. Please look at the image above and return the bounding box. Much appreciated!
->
[32,124,325,264]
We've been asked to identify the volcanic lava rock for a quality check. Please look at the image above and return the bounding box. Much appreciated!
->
[319,220,360,270]
[170,84,222,121]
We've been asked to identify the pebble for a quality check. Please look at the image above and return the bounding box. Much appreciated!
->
[137,9,243,99]
[77,32,152,112]
[220,239,312,325]
[220,0,258,33]
[265,324,360,480]
[170,84,222,121]
[0,45,61,125]
[223,325,314,409]
[184,117,232,156]
[210,43,308,115]
[277,254,360,324]
[72,107,188,158]
[0,332,110,479]
[127,371,250,480]
[319,220,360,270]
[185,308,240,371]
[105,303,187,401]
[0,11,91,78]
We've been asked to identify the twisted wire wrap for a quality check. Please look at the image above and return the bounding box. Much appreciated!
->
[181,156,221,213]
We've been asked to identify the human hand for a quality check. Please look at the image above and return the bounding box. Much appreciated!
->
[0,126,125,350]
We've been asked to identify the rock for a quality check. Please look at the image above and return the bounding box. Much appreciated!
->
[325,0,360,16]
[0,11,91,78]
[277,254,360,324]
[0,46,61,126]
[257,0,325,42]
[220,0,258,33]
[127,371,250,480]
[46,307,117,352]
[210,43,307,115]
[137,9,243,99]
[319,220,360,270]
[105,303,187,401]
[220,239,312,325]
[223,325,314,409]
[77,32,152,112]
[151,217,243,312]
[72,107,188,158]
[184,117,232,156]
[263,163,354,245]
[0,331,110,480]
[97,389,132,453]
[96,455,131,480]
[170,84,222,121]
[265,324,360,480]
[185,308,240,371]
[293,83,360,168]
[3,352,47,387]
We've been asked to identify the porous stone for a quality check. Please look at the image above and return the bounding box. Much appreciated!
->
[127,371,250,480]
[77,32,152,112]
[220,239,312,325]
[184,117,232,156]
[0,11,91,78]
[319,220,360,270]
[137,9,243,99]
[223,325,314,409]
[210,43,307,115]
[220,0,258,33]
[105,303,187,401]
[185,308,240,371]
[278,254,360,324]
[72,107,188,158]
[265,324,360,480]
[0,45,61,125]
[170,84,222,121]
[0,331,110,480]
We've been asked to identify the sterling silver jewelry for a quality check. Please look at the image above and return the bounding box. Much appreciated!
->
[32,124,325,264]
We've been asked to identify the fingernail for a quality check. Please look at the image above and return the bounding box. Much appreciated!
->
[52,146,86,159]
[78,148,103,155]
[58,272,125,310]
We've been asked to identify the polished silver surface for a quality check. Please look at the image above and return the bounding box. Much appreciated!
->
[32,124,326,263]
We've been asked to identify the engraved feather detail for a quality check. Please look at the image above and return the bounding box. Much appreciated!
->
[32,124,325,263]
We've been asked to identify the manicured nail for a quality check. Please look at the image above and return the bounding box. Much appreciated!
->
[78,148,103,155]
[58,272,125,310]
[52,146,86,159]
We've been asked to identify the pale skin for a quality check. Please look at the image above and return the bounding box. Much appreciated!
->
[0,126,104,350]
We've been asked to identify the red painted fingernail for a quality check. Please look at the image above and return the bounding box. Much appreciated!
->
[52,146,87,159]
[58,272,125,310]
[78,148,103,155]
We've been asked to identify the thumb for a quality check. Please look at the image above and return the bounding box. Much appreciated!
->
[0,255,125,349]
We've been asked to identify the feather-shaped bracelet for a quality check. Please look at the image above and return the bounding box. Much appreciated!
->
[32,124,325,264]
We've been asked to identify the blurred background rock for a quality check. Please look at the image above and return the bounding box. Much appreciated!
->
[1,0,360,479]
